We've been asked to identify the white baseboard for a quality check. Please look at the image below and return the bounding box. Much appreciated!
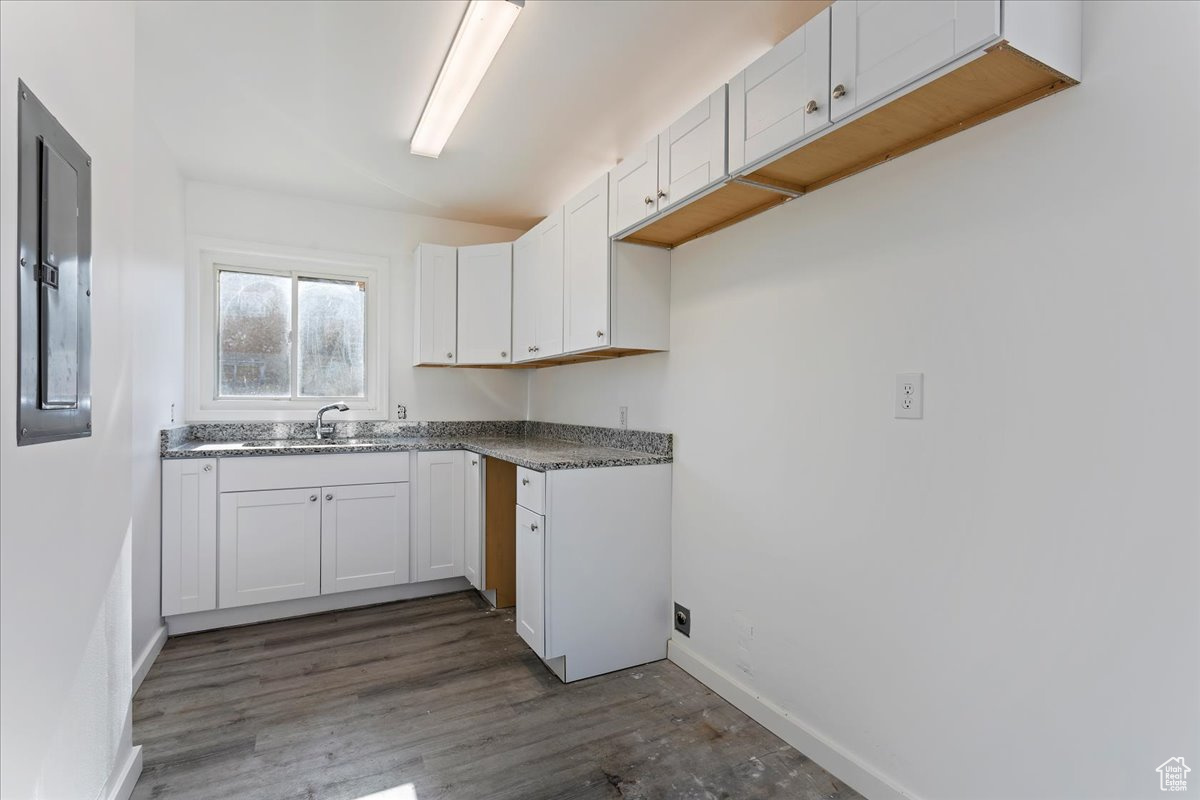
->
[166,577,471,635]
[133,624,168,695]
[101,743,142,800]
[668,639,920,800]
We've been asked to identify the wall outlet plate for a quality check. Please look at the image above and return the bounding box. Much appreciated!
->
[895,372,923,419]
[619,405,628,429]
[674,602,691,637]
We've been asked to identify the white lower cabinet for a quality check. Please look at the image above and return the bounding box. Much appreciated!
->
[515,463,672,682]
[464,454,483,590]
[161,458,218,615]
[413,450,466,582]
[321,482,410,594]
[219,488,322,608]
[516,504,546,658]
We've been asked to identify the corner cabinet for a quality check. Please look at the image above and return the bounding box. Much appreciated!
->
[564,175,612,353]
[413,243,458,366]
[161,458,218,615]
[457,243,513,365]
[413,450,466,581]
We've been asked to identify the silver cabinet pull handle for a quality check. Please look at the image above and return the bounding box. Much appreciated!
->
[522,478,529,485]
[471,459,478,466]
[644,196,654,206]
[325,493,333,501]
[203,464,213,472]
[446,352,453,359]
[309,495,318,502]
[531,523,539,532]
[805,99,818,114]
[656,189,667,199]
[501,351,507,358]
[596,330,605,338]
[832,83,847,99]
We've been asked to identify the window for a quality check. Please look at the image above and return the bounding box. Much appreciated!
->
[189,240,388,420]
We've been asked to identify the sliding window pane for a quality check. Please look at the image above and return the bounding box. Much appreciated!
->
[297,277,365,397]
[217,270,292,397]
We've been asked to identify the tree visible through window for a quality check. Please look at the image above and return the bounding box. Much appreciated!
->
[217,269,365,399]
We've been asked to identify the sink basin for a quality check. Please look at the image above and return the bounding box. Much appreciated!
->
[237,438,378,449]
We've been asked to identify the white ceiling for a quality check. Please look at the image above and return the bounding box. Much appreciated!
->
[136,0,828,230]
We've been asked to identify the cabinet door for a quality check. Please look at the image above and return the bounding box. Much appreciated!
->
[563,175,610,353]
[414,450,466,581]
[658,86,727,208]
[219,488,321,608]
[516,504,546,658]
[608,138,659,236]
[830,0,1000,122]
[464,454,483,590]
[161,458,217,616]
[729,9,831,171]
[457,243,512,365]
[512,228,538,362]
[413,243,458,365]
[534,208,565,359]
[321,482,410,594]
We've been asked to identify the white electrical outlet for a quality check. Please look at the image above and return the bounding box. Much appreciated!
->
[895,373,923,419]
[618,406,628,429]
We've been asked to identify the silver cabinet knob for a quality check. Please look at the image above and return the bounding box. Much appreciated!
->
[531,522,539,532]
[656,189,667,199]
[596,330,605,338]
[832,83,847,99]
[309,494,318,502]
[522,478,530,485]
[644,196,654,206]
[805,99,818,114]
[325,493,333,501]
[501,351,507,358]
[527,346,534,352]
[471,459,478,466]
[203,464,213,472]
[446,352,453,359]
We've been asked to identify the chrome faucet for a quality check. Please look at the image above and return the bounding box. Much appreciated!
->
[315,403,349,439]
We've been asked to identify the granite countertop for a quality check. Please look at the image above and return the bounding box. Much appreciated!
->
[161,421,672,472]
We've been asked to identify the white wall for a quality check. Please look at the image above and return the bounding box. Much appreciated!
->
[184,181,528,422]
[530,3,1200,799]
[128,102,187,674]
[0,2,140,798]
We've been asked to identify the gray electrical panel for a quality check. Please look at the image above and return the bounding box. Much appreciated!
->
[17,80,92,445]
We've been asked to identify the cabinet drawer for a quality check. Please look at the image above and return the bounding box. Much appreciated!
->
[219,452,409,493]
[516,466,545,514]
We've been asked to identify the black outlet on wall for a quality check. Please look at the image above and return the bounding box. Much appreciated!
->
[674,603,691,637]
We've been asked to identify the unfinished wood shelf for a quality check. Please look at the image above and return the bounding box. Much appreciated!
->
[621,42,1077,250]
[415,347,664,370]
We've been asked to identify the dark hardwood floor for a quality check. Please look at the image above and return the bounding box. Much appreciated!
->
[133,591,862,800]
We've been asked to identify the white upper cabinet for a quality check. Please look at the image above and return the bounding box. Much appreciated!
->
[456,242,512,365]
[512,228,537,361]
[609,139,659,236]
[657,86,727,210]
[513,209,565,362]
[534,209,565,359]
[320,482,410,595]
[563,175,611,353]
[413,243,458,365]
[829,0,1000,122]
[729,8,831,172]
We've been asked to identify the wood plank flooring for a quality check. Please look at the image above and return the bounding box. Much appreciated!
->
[133,591,863,800]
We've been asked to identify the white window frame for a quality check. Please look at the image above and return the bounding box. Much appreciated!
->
[187,237,389,421]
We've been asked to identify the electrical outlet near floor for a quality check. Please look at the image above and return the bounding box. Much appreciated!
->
[895,373,924,419]
[619,405,628,429]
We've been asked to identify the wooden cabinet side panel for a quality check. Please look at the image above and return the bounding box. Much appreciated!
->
[483,456,516,608]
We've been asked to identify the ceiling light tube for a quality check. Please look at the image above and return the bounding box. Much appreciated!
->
[410,0,523,158]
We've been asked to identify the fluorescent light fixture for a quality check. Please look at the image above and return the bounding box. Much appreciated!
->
[410,0,523,158]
